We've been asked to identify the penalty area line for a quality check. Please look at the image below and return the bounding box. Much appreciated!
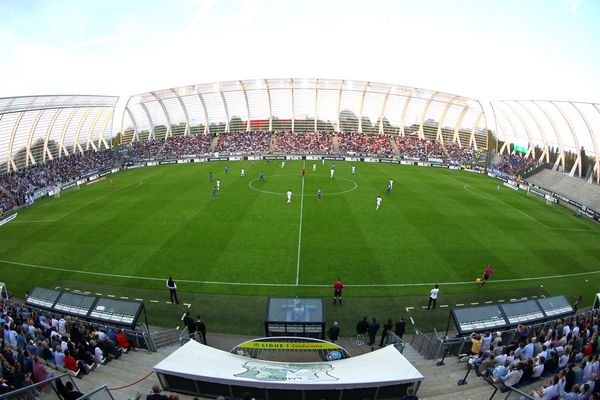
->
[295,161,306,286]
[1,259,599,288]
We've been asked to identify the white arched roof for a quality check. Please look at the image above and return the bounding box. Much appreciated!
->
[121,79,488,151]
[0,95,118,172]
[1,80,599,182]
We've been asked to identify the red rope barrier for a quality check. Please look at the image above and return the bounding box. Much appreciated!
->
[108,371,155,391]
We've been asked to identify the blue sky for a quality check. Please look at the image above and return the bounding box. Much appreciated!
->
[1,0,598,101]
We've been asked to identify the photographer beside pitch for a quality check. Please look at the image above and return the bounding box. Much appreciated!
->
[479,264,494,287]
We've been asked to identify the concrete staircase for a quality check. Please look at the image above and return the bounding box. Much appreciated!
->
[401,342,496,400]
[389,136,399,156]
[149,327,181,348]
[332,134,340,152]
[269,133,277,153]
[210,136,219,152]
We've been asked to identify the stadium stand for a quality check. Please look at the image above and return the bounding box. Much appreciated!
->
[273,131,334,154]
[393,136,455,161]
[161,134,213,158]
[527,168,600,212]
[0,298,132,394]
[433,309,600,399]
[0,149,117,205]
[494,154,538,177]
[129,139,164,160]
[337,132,394,156]
[444,143,481,165]
[215,131,271,154]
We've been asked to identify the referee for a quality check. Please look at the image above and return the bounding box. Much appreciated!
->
[333,278,344,306]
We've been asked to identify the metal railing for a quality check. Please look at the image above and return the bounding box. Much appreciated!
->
[385,331,405,353]
[150,326,182,348]
[0,373,78,400]
[78,385,115,400]
[409,329,444,359]
[410,308,598,361]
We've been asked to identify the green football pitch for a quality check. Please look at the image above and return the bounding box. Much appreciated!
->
[1,160,600,335]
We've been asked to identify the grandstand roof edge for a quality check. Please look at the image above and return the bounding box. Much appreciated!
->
[127,78,478,101]
[0,94,119,101]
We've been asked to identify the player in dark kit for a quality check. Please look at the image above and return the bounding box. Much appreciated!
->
[333,278,344,305]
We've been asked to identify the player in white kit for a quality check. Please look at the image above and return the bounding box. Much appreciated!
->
[286,189,293,204]
[312,163,317,172]
[281,161,285,168]
[241,168,245,177]
[376,195,382,210]
[389,179,394,190]
[352,166,356,174]
[216,179,221,191]
[330,164,335,178]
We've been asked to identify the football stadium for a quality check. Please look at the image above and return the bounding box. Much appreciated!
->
[1,2,600,400]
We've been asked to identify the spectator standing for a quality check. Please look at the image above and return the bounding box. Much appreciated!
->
[368,318,380,348]
[573,295,582,312]
[379,318,393,347]
[183,312,196,339]
[469,333,483,355]
[166,277,179,304]
[356,317,369,343]
[427,285,439,310]
[327,322,340,342]
[195,316,207,344]
[394,317,406,338]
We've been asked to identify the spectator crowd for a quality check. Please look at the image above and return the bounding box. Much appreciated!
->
[0,298,130,395]
[395,136,444,160]
[273,131,333,154]
[337,132,393,156]
[444,143,480,165]
[495,154,537,177]
[460,311,600,399]
[0,149,117,208]
[215,131,271,154]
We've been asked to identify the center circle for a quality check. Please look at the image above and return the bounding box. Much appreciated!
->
[248,174,358,197]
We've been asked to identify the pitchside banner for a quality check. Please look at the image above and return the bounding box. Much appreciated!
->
[0,213,17,226]
[238,341,340,351]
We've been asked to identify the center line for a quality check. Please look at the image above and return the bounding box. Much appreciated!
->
[295,161,306,286]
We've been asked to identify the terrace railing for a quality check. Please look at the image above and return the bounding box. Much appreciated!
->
[385,331,405,353]
[77,385,115,400]
[0,373,79,400]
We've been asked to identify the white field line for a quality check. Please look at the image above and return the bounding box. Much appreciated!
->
[1,259,599,288]
[11,181,143,224]
[295,161,306,286]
